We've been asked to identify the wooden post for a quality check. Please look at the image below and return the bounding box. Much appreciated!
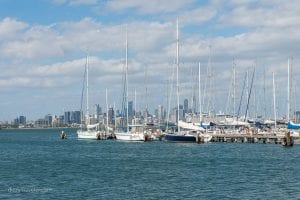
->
[283,131,293,147]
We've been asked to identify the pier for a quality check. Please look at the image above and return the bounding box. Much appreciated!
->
[210,132,297,146]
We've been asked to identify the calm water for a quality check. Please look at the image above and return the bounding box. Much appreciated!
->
[0,128,299,200]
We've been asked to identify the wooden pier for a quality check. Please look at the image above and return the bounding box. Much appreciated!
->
[210,132,297,146]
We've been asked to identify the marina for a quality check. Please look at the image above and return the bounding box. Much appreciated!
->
[1,1,300,199]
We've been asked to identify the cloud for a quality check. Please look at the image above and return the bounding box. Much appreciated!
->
[1,0,300,120]
[180,7,217,26]
[220,1,300,29]
[0,18,28,39]
[105,0,195,14]
[50,0,98,6]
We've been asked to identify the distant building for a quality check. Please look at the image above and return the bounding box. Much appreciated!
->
[157,105,164,123]
[64,111,71,125]
[63,111,81,125]
[108,107,114,125]
[128,101,133,119]
[19,116,26,125]
[95,104,101,122]
[184,99,188,115]
[13,117,19,125]
[34,118,48,128]
[171,105,184,122]
[71,111,81,124]
[52,115,65,127]
[295,111,300,123]
[45,114,53,127]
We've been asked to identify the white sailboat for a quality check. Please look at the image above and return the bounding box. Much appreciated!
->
[115,26,145,141]
[77,53,102,140]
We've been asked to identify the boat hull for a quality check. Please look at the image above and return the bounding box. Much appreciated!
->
[115,132,145,141]
[77,130,100,140]
[163,134,196,142]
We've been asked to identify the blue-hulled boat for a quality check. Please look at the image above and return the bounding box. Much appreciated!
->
[288,121,300,130]
[163,133,196,142]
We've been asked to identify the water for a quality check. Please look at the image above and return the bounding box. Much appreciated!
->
[0,128,299,200]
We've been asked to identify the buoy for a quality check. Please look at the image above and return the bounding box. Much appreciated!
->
[61,131,67,139]
[96,133,101,140]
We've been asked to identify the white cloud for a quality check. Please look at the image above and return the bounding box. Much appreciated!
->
[106,0,195,14]
[1,0,300,120]
[220,1,300,29]
[0,18,28,39]
[180,7,217,26]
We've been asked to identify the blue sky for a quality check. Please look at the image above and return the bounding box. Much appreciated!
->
[0,0,299,122]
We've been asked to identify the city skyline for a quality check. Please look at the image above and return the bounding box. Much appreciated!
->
[0,0,300,121]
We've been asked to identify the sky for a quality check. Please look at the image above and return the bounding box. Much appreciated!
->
[0,0,300,121]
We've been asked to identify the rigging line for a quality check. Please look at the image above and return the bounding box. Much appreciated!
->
[80,56,87,129]
[244,67,255,122]
[237,72,247,120]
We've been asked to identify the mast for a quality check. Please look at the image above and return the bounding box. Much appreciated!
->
[272,72,277,129]
[144,65,148,123]
[134,89,137,124]
[286,58,291,122]
[86,52,89,125]
[198,62,202,122]
[263,67,266,118]
[246,69,249,120]
[253,62,257,120]
[233,59,236,119]
[106,88,109,136]
[208,45,213,117]
[125,25,129,133]
[114,102,116,131]
[176,17,180,132]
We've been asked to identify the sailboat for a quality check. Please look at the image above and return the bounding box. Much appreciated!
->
[114,26,145,141]
[163,18,211,143]
[286,58,300,130]
[77,53,102,140]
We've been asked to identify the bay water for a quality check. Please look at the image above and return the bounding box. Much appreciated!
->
[0,128,299,199]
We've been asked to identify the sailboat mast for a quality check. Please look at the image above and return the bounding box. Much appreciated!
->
[287,58,290,122]
[233,59,236,119]
[272,72,277,129]
[176,17,180,132]
[106,88,109,135]
[198,62,202,122]
[134,89,137,125]
[125,26,129,133]
[114,102,116,130]
[86,53,89,125]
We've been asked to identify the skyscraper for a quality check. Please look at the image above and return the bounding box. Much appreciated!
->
[108,107,114,124]
[64,111,71,125]
[19,116,26,125]
[71,111,81,124]
[184,99,188,115]
[128,101,133,119]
